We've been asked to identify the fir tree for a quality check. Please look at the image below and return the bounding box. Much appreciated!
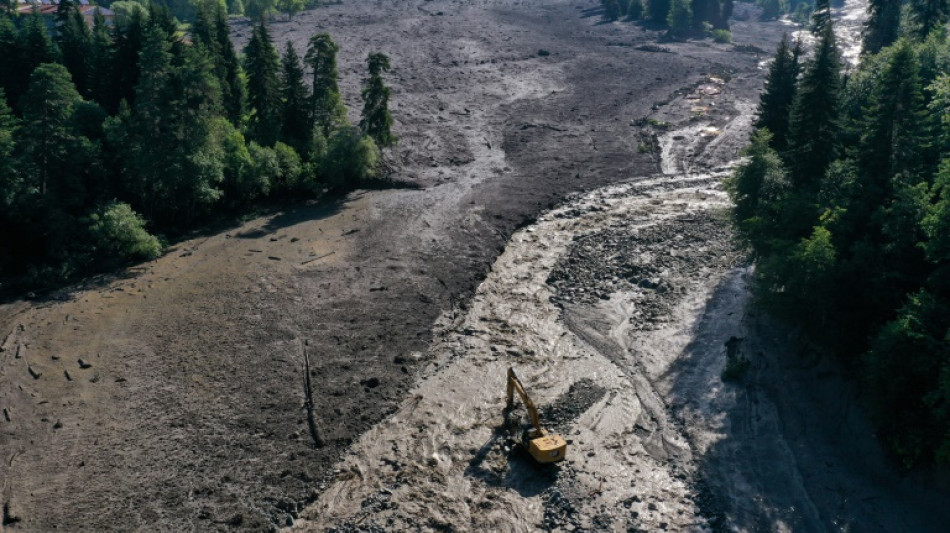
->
[18,63,89,210]
[0,88,19,207]
[0,16,18,107]
[602,0,621,21]
[860,41,928,190]
[57,6,93,98]
[194,0,244,123]
[863,0,901,54]
[649,0,671,25]
[667,0,692,39]
[305,33,347,138]
[280,41,311,154]
[360,52,395,148]
[910,0,949,38]
[812,0,832,33]
[756,35,801,152]
[786,23,841,192]
[244,21,282,146]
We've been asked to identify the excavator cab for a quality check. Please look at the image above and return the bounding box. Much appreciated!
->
[505,368,567,464]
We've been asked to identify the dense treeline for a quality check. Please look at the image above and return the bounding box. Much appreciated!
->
[599,0,734,41]
[730,6,950,467]
[0,1,394,290]
[97,0,326,23]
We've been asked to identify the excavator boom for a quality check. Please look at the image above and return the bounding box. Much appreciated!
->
[505,367,567,463]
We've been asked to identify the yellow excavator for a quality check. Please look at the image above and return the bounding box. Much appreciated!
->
[504,367,567,464]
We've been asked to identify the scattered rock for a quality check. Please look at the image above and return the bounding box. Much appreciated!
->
[28,366,41,379]
[78,359,92,369]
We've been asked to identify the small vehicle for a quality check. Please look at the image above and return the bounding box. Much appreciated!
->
[504,367,567,464]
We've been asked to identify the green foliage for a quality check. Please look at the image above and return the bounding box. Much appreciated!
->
[757,35,801,151]
[738,31,950,466]
[787,23,841,193]
[0,3,394,290]
[277,0,304,19]
[320,127,379,191]
[244,21,282,145]
[88,201,163,261]
[648,0,671,24]
[864,0,902,54]
[602,0,621,21]
[280,41,311,154]
[667,0,692,39]
[306,33,347,138]
[360,52,396,148]
[245,0,275,21]
[711,29,731,43]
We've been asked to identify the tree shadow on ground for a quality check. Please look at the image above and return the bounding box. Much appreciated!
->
[663,268,950,532]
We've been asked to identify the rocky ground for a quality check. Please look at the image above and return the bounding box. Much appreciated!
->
[2,0,948,532]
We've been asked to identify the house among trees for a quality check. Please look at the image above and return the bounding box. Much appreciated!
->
[15,0,115,26]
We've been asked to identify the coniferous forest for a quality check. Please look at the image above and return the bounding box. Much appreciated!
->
[730,4,950,467]
[0,0,393,291]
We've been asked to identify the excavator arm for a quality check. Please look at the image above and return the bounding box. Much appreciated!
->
[506,367,544,434]
[504,367,567,463]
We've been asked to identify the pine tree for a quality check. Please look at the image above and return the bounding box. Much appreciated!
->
[57,6,93,98]
[89,11,113,107]
[812,0,832,33]
[0,88,19,207]
[360,52,395,148]
[756,35,801,152]
[691,0,718,29]
[280,41,311,154]
[109,8,145,111]
[649,0,671,25]
[787,23,841,192]
[910,0,949,38]
[18,63,88,209]
[108,25,224,225]
[863,0,901,54]
[277,0,304,20]
[305,33,347,138]
[602,0,621,21]
[13,12,58,106]
[245,21,282,146]
[667,0,692,39]
[194,0,244,124]
[0,16,18,107]
[860,41,928,190]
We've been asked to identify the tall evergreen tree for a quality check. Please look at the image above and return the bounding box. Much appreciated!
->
[648,0,672,25]
[280,41,311,153]
[0,15,18,107]
[602,0,621,21]
[787,23,842,193]
[193,0,244,123]
[910,0,949,38]
[89,11,113,107]
[667,0,693,39]
[109,8,145,111]
[863,0,901,54]
[756,35,801,152]
[107,25,223,225]
[57,6,93,98]
[244,21,282,146]
[14,12,58,106]
[18,63,90,210]
[305,33,347,138]
[812,0,832,33]
[860,41,928,182]
[360,52,395,148]
[0,88,19,207]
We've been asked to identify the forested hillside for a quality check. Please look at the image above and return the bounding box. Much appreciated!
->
[0,0,393,292]
[730,4,950,467]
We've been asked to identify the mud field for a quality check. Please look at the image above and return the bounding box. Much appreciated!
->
[2,0,949,531]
